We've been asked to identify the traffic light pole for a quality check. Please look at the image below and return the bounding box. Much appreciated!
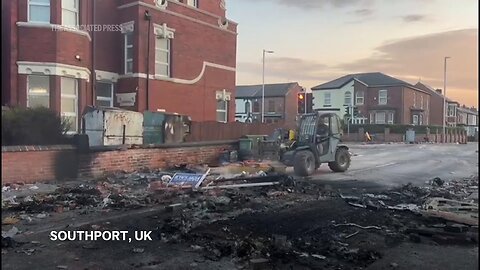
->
[304,92,307,113]
[347,105,350,135]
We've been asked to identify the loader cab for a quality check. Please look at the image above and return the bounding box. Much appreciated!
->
[282,112,349,176]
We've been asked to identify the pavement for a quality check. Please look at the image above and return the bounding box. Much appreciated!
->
[1,143,478,270]
[310,143,478,187]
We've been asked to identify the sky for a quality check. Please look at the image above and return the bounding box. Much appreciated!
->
[226,0,479,107]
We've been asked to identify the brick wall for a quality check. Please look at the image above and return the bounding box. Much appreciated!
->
[2,141,237,184]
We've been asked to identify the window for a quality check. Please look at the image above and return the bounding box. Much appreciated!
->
[413,92,416,107]
[355,91,364,105]
[420,95,424,109]
[216,100,228,123]
[61,77,78,133]
[375,112,386,124]
[155,37,170,77]
[447,104,456,117]
[388,112,394,124]
[124,32,133,74]
[62,0,79,26]
[268,100,275,112]
[412,115,419,125]
[369,112,374,124]
[419,114,423,125]
[186,0,198,7]
[426,96,429,111]
[27,75,50,108]
[29,0,50,23]
[253,101,260,113]
[378,90,387,105]
[324,92,331,107]
[96,82,114,107]
[344,91,352,106]
[245,102,251,113]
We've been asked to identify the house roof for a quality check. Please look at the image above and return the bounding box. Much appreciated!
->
[311,72,429,94]
[414,82,458,103]
[312,72,409,90]
[236,82,299,98]
[457,106,478,115]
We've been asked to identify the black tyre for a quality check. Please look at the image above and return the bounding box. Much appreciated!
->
[293,151,315,176]
[328,147,351,172]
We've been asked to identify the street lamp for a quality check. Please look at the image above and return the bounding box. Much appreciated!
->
[262,49,274,123]
[442,56,451,143]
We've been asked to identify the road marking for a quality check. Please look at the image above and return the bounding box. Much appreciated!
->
[349,162,397,173]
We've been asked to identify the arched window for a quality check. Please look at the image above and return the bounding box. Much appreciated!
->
[344,91,352,105]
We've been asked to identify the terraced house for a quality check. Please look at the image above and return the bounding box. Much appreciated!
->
[311,72,432,126]
[1,0,238,133]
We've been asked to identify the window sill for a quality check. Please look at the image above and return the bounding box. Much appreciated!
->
[16,22,91,41]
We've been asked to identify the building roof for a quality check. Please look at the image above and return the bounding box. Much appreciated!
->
[414,82,458,103]
[457,106,478,115]
[312,72,409,90]
[236,82,299,98]
[311,72,429,94]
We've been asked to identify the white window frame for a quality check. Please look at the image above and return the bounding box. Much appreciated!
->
[355,91,364,105]
[27,75,50,108]
[447,104,456,117]
[419,114,423,125]
[61,77,78,133]
[369,112,374,124]
[216,100,228,123]
[378,90,387,105]
[375,111,386,124]
[124,32,134,74]
[61,0,79,27]
[95,81,114,107]
[412,114,419,125]
[28,0,51,23]
[387,112,394,124]
[155,37,171,77]
[413,92,416,107]
[324,92,331,106]
[344,91,352,106]
[186,0,198,7]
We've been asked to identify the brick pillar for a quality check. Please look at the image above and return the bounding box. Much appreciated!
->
[384,127,390,142]
[435,129,439,143]
[359,127,364,142]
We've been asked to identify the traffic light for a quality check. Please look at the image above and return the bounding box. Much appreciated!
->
[353,106,359,117]
[306,93,314,113]
[344,106,350,116]
[297,93,306,114]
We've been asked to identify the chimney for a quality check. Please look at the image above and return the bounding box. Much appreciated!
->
[435,89,442,94]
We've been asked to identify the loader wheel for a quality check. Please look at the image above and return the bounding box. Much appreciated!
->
[294,151,315,176]
[328,147,351,172]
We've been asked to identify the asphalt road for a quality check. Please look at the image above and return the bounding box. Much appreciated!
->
[309,143,478,187]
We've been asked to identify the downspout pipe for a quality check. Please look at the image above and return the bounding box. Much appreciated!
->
[144,10,152,111]
[91,0,96,105]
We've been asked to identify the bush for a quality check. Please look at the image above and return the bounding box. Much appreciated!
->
[2,107,71,146]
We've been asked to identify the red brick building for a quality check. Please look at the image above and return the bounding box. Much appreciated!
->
[235,82,304,127]
[1,0,237,133]
[312,73,432,125]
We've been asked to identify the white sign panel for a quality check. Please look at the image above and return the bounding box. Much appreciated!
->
[116,92,136,107]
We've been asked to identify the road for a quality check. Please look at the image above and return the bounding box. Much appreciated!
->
[310,143,478,187]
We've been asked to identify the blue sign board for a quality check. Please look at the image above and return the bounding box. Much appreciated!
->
[169,172,207,189]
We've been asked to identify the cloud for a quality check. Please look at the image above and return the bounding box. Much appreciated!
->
[354,8,374,16]
[238,57,336,82]
[335,28,478,105]
[236,29,478,106]
[244,0,372,10]
[401,14,428,22]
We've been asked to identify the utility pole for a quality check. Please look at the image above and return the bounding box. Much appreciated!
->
[262,49,274,123]
[443,56,450,143]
